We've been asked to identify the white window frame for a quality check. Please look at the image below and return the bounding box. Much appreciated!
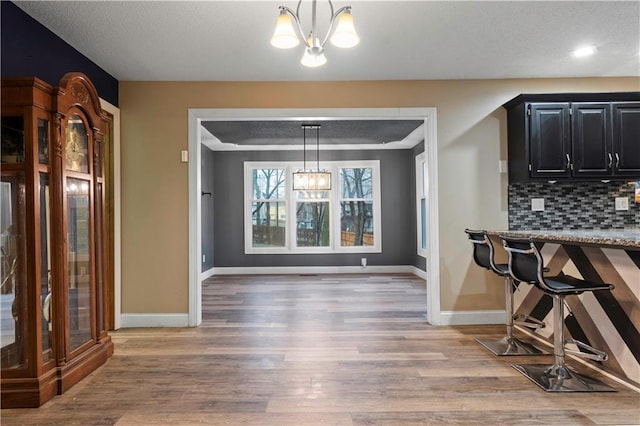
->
[244,160,381,254]
[416,152,428,258]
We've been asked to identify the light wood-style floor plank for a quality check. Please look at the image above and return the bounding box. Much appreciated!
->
[2,273,638,425]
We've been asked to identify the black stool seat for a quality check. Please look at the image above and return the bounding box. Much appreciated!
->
[501,235,616,393]
[542,275,613,294]
[464,229,546,356]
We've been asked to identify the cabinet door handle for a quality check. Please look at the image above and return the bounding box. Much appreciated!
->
[565,154,571,170]
[615,153,620,169]
[608,153,613,169]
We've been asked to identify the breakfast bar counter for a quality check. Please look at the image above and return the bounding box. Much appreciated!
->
[485,228,640,388]
[488,229,640,250]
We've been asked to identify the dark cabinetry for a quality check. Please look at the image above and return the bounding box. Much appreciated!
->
[504,93,640,182]
[613,103,640,176]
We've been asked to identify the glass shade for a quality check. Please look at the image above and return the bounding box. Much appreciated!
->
[300,48,327,67]
[271,11,300,49]
[293,171,332,191]
[330,10,359,48]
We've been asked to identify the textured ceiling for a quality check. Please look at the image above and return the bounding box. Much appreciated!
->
[15,1,638,148]
[14,1,640,82]
[201,120,424,146]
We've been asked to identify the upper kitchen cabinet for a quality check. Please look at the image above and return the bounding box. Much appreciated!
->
[613,103,640,177]
[503,93,640,183]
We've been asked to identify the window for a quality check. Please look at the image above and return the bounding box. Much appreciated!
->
[339,167,374,247]
[244,161,381,254]
[416,152,427,257]
[250,168,286,248]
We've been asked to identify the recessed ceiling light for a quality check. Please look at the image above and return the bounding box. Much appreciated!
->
[573,45,597,58]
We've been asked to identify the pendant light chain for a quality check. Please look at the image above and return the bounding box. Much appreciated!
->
[303,125,307,171]
[316,126,320,172]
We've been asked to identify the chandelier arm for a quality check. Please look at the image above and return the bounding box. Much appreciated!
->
[311,0,317,46]
[320,6,352,48]
[280,6,311,48]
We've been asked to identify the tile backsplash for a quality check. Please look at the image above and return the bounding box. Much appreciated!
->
[508,181,639,230]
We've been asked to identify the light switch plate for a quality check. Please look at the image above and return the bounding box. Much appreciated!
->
[615,197,629,211]
[180,150,189,163]
[531,198,544,211]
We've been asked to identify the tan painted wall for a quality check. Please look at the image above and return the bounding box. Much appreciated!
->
[119,78,639,314]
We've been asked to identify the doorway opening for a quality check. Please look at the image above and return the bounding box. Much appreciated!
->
[187,108,440,326]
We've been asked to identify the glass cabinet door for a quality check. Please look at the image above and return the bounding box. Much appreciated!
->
[0,174,27,369]
[1,117,25,164]
[64,112,94,353]
[66,177,92,351]
[39,173,53,362]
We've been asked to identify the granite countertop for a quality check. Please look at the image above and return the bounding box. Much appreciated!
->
[487,229,640,249]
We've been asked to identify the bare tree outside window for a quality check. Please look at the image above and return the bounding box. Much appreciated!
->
[296,201,330,246]
[340,168,373,246]
[251,169,286,247]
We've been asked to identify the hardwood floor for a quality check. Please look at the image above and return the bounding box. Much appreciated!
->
[2,273,639,425]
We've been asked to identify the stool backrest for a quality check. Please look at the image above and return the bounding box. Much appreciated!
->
[464,229,500,275]
[501,236,544,285]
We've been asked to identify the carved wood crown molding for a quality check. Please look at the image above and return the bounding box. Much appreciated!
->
[71,82,90,105]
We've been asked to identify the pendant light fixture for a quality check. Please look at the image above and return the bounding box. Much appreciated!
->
[270,0,359,68]
[293,124,332,191]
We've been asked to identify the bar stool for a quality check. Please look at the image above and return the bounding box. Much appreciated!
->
[464,229,546,356]
[501,236,616,392]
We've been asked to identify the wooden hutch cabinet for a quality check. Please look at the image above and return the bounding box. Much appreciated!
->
[1,73,113,408]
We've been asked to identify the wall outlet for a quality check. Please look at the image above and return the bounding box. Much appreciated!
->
[615,197,629,211]
[531,198,545,211]
[181,150,189,163]
[498,160,508,174]
[361,258,367,268]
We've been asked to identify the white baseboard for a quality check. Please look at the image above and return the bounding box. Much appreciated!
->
[201,267,216,280]
[212,265,418,275]
[439,310,506,325]
[121,313,189,328]
[412,267,427,280]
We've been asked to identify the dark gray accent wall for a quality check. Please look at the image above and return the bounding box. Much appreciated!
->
[508,181,639,230]
[1,2,119,106]
[212,150,416,267]
[201,145,216,271]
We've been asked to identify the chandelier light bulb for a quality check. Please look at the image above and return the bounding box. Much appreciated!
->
[301,47,327,67]
[330,10,359,48]
[271,10,300,49]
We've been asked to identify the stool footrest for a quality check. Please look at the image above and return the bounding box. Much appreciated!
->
[565,338,608,361]
[512,363,616,392]
[513,313,546,330]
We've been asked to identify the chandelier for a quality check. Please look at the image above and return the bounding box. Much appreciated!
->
[293,124,332,191]
[270,0,359,68]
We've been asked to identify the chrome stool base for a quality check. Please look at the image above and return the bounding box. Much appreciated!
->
[475,336,548,356]
[512,363,616,392]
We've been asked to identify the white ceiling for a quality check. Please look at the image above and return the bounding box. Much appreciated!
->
[14,0,640,82]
